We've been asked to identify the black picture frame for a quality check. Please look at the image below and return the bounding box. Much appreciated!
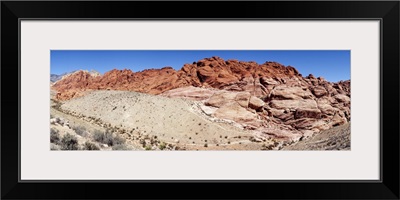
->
[1,1,399,199]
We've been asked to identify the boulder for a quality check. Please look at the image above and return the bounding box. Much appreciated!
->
[329,111,348,126]
[235,92,251,108]
[160,86,215,101]
[270,86,314,100]
[266,107,285,117]
[294,108,322,119]
[269,99,318,110]
[287,118,323,130]
[311,86,327,97]
[248,96,265,110]
[276,112,295,121]
[334,94,350,103]
[213,102,258,123]
[205,92,237,108]
[200,105,218,116]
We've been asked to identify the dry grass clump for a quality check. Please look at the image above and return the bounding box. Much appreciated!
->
[93,129,125,146]
[72,125,88,137]
[83,141,100,150]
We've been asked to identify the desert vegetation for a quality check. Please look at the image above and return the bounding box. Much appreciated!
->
[92,129,125,147]
[50,113,136,150]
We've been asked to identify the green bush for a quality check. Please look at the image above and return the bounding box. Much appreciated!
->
[83,141,100,150]
[60,133,79,150]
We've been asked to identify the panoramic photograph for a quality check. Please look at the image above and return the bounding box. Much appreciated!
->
[50,50,351,151]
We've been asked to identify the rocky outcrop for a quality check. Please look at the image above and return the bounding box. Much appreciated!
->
[52,57,303,100]
[160,86,215,101]
[205,91,238,108]
[213,102,259,124]
[269,86,314,100]
[190,73,350,143]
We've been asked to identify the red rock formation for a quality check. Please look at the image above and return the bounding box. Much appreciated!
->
[52,56,305,100]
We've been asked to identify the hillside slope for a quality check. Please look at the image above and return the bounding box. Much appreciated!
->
[282,123,350,150]
[58,90,268,150]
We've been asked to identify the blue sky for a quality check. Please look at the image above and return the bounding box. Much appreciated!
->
[51,50,350,82]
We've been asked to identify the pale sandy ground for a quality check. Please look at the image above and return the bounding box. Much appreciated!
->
[54,90,274,150]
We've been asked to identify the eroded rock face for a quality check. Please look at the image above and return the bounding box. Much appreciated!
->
[205,91,238,108]
[214,102,258,124]
[160,86,215,101]
[269,86,314,100]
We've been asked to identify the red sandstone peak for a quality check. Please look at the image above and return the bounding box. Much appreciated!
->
[51,57,343,100]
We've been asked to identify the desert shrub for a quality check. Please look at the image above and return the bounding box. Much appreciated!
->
[111,135,125,146]
[60,133,79,150]
[72,125,88,137]
[112,144,132,150]
[145,145,152,151]
[50,128,60,144]
[159,142,167,150]
[93,129,125,146]
[83,141,100,150]
[93,130,107,143]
